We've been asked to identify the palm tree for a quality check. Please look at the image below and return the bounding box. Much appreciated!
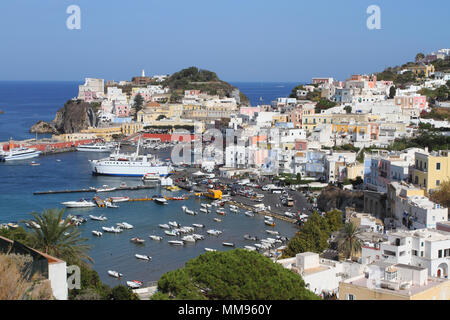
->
[337,222,363,260]
[26,208,92,264]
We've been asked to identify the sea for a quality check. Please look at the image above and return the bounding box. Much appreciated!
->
[0,81,301,287]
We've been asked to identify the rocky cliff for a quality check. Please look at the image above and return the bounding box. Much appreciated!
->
[317,185,364,212]
[30,100,99,134]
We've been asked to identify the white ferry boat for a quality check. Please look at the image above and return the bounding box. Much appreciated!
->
[76,143,113,152]
[0,146,41,162]
[89,140,172,177]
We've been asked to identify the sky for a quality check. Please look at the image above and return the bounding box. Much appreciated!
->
[0,0,448,82]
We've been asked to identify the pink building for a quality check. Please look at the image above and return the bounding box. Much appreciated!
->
[240,106,261,118]
[295,140,308,151]
[114,104,130,117]
[395,96,427,110]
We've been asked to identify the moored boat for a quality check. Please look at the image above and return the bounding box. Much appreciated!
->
[89,215,107,221]
[108,270,123,278]
[168,240,184,246]
[222,242,235,247]
[204,248,217,252]
[109,196,129,203]
[135,254,151,261]
[126,280,143,289]
[192,223,205,228]
[130,237,145,244]
[92,230,103,237]
[62,199,96,208]
[149,235,163,241]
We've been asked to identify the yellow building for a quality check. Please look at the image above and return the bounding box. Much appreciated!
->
[302,114,331,132]
[80,126,122,141]
[346,162,365,180]
[52,132,97,142]
[413,150,450,192]
[121,122,143,135]
[408,64,435,78]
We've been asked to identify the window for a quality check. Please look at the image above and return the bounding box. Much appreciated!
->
[421,251,424,257]
[437,163,441,170]
[437,180,440,186]
[438,250,443,258]
[347,294,355,300]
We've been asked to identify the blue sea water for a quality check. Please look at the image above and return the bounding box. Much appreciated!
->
[0,81,300,287]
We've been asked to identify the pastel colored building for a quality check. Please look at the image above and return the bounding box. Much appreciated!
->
[413,150,450,192]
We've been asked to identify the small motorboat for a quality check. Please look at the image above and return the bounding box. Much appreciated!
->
[130,237,145,244]
[165,230,179,236]
[244,234,258,241]
[127,280,143,289]
[62,199,96,208]
[200,208,208,214]
[185,209,197,216]
[264,220,276,227]
[135,254,151,261]
[180,226,194,233]
[213,218,222,222]
[7,222,19,229]
[153,197,168,205]
[168,221,180,228]
[89,215,107,221]
[204,248,217,252]
[266,230,279,235]
[201,203,207,208]
[206,229,222,236]
[149,235,163,241]
[244,211,254,217]
[222,242,235,247]
[92,230,102,237]
[182,235,196,243]
[168,240,184,246]
[117,222,133,229]
[158,224,170,229]
[25,221,41,229]
[108,270,123,278]
[96,185,116,193]
[244,246,257,251]
[206,204,212,209]
[192,234,205,240]
[216,209,226,216]
[105,201,119,208]
[229,207,238,213]
[30,161,40,166]
[192,223,205,228]
[102,226,122,233]
[181,205,187,212]
[264,216,274,221]
[110,196,129,203]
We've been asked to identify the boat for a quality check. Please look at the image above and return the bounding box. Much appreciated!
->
[185,209,197,216]
[181,235,196,243]
[244,246,257,251]
[222,242,235,247]
[229,207,238,213]
[109,196,129,203]
[192,223,205,228]
[158,224,170,229]
[264,220,276,227]
[127,280,143,289]
[89,215,107,221]
[165,230,179,236]
[204,248,217,252]
[92,230,102,237]
[153,197,168,205]
[61,199,96,208]
[108,270,123,278]
[200,208,208,214]
[244,234,258,241]
[206,204,212,209]
[0,143,41,162]
[30,161,40,166]
[149,235,163,241]
[266,230,279,235]
[102,226,122,233]
[192,234,205,240]
[25,221,41,229]
[76,143,113,152]
[95,185,116,192]
[213,218,222,222]
[168,221,180,228]
[244,211,254,217]
[206,229,222,236]
[142,172,161,183]
[168,240,184,246]
[135,254,150,261]
[216,209,226,216]
[89,139,173,177]
[117,222,133,229]
[264,216,274,221]
[105,201,119,208]
[130,237,145,244]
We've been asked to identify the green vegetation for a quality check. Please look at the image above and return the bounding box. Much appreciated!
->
[336,222,363,260]
[389,130,450,152]
[283,210,343,257]
[152,249,319,300]
[430,180,450,208]
[315,98,337,113]
[415,53,425,62]
[420,107,450,121]
[389,86,396,99]
[432,57,450,72]
[133,94,144,120]
[162,66,249,105]
[344,105,352,114]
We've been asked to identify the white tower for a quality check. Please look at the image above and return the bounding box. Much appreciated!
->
[141,69,145,77]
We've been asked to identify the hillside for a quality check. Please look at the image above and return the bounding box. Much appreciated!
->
[163,66,250,105]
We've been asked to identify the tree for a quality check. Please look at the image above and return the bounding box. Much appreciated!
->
[25,208,92,264]
[109,285,139,300]
[389,86,396,99]
[415,53,425,62]
[337,222,363,260]
[430,180,450,208]
[133,94,144,120]
[344,105,352,114]
[153,249,319,300]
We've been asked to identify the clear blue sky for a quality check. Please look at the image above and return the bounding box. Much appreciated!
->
[0,0,448,82]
